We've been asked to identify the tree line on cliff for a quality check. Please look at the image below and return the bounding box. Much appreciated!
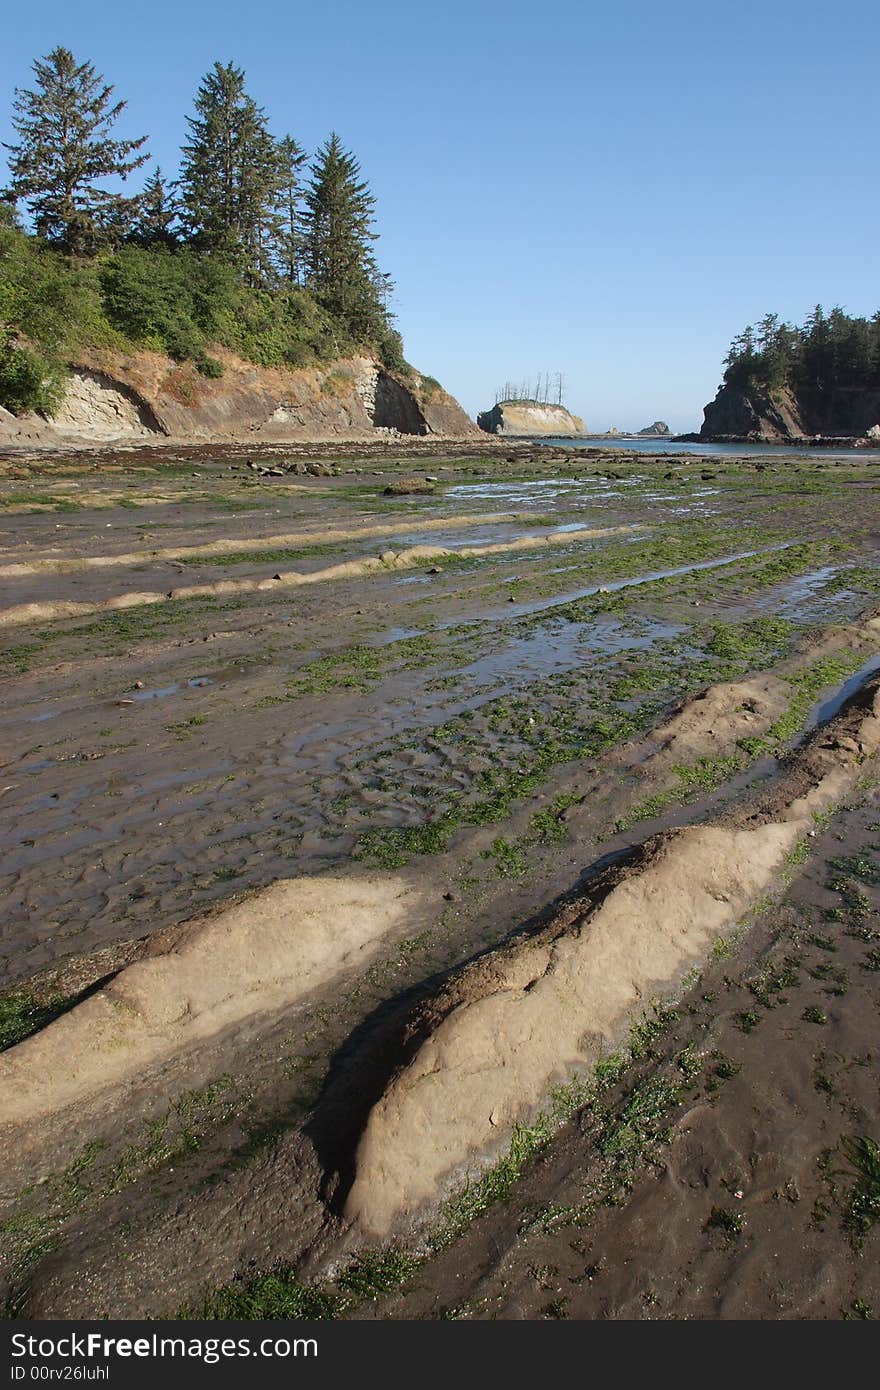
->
[723,307,880,410]
[0,48,404,414]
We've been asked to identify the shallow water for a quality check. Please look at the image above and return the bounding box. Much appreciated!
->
[805,655,880,730]
[768,566,840,617]
[130,676,214,701]
[537,437,880,461]
[444,544,790,627]
[460,617,683,687]
[285,616,682,770]
[447,479,624,505]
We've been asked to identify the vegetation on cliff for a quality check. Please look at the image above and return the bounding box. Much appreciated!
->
[0,49,405,415]
[722,307,880,408]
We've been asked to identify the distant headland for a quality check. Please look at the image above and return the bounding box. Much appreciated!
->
[692,308,880,445]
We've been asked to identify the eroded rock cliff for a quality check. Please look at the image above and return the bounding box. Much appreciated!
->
[477,401,584,437]
[699,382,880,442]
[0,350,478,447]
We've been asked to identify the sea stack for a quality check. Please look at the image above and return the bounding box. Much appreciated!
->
[477,399,585,436]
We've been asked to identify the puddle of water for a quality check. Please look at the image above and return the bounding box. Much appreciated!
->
[391,528,520,550]
[131,683,180,701]
[446,479,624,505]
[780,564,836,601]
[804,655,880,730]
[389,520,596,554]
[129,676,215,702]
[442,545,790,628]
[17,750,108,775]
[776,566,840,617]
[6,677,219,744]
[460,618,684,686]
[285,617,683,769]
[746,566,860,626]
[375,627,424,647]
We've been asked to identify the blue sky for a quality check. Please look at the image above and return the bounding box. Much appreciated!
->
[2,0,878,430]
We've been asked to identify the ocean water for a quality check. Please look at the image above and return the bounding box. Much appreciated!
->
[536,436,880,461]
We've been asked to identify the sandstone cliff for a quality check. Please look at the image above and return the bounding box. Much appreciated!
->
[477,401,584,437]
[0,349,478,448]
[699,381,880,442]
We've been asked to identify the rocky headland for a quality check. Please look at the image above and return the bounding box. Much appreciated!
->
[477,400,585,437]
[697,381,880,445]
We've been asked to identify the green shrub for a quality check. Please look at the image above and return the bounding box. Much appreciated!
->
[0,342,64,414]
[419,374,443,399]
[99,244,237,361]
[195,354,224,378]
[0,220,408,399]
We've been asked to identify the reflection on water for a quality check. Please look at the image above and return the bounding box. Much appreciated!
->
[536,437,880,461]
[805,655,880,731]
[440,545,790,628]
[130,676,214,701]
[286,615,683,768]
[447,479,624,505]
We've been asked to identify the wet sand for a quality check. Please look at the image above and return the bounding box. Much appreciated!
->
[0,441,878,1318]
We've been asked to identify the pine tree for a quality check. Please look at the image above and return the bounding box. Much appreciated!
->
[271,135,308,283]
[871,313,880,385]
[130,167,179,247]
[179,61,288,283]
[4,47,148,254]
[239,124,287,286]
[0,195,18,230]
[180,62,246,254]
[301,133,388,338]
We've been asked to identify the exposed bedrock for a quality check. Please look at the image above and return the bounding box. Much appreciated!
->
[38,369,164,440]
[0,351,478,447]
[0,875,418,1135]
[0,524,637,630]
[477,401,585,437]
[359,367,428,434]
[343,682,880,1236]
[343,826,797,1235]
[699,381,880,442]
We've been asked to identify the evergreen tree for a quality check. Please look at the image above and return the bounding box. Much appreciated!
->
[240,125,288,286]
[130,167,179,247]
[800,304,831,397]
[870,312,880,380]
[271,135,308,283]
[301,133,389,339]
[179,61,287,283]
[4,47,148,254]
[179,61,247,253]
[722,302,880,415]
[0,194,18,230]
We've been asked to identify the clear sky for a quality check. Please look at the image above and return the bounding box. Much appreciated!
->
[2,0,878,431]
